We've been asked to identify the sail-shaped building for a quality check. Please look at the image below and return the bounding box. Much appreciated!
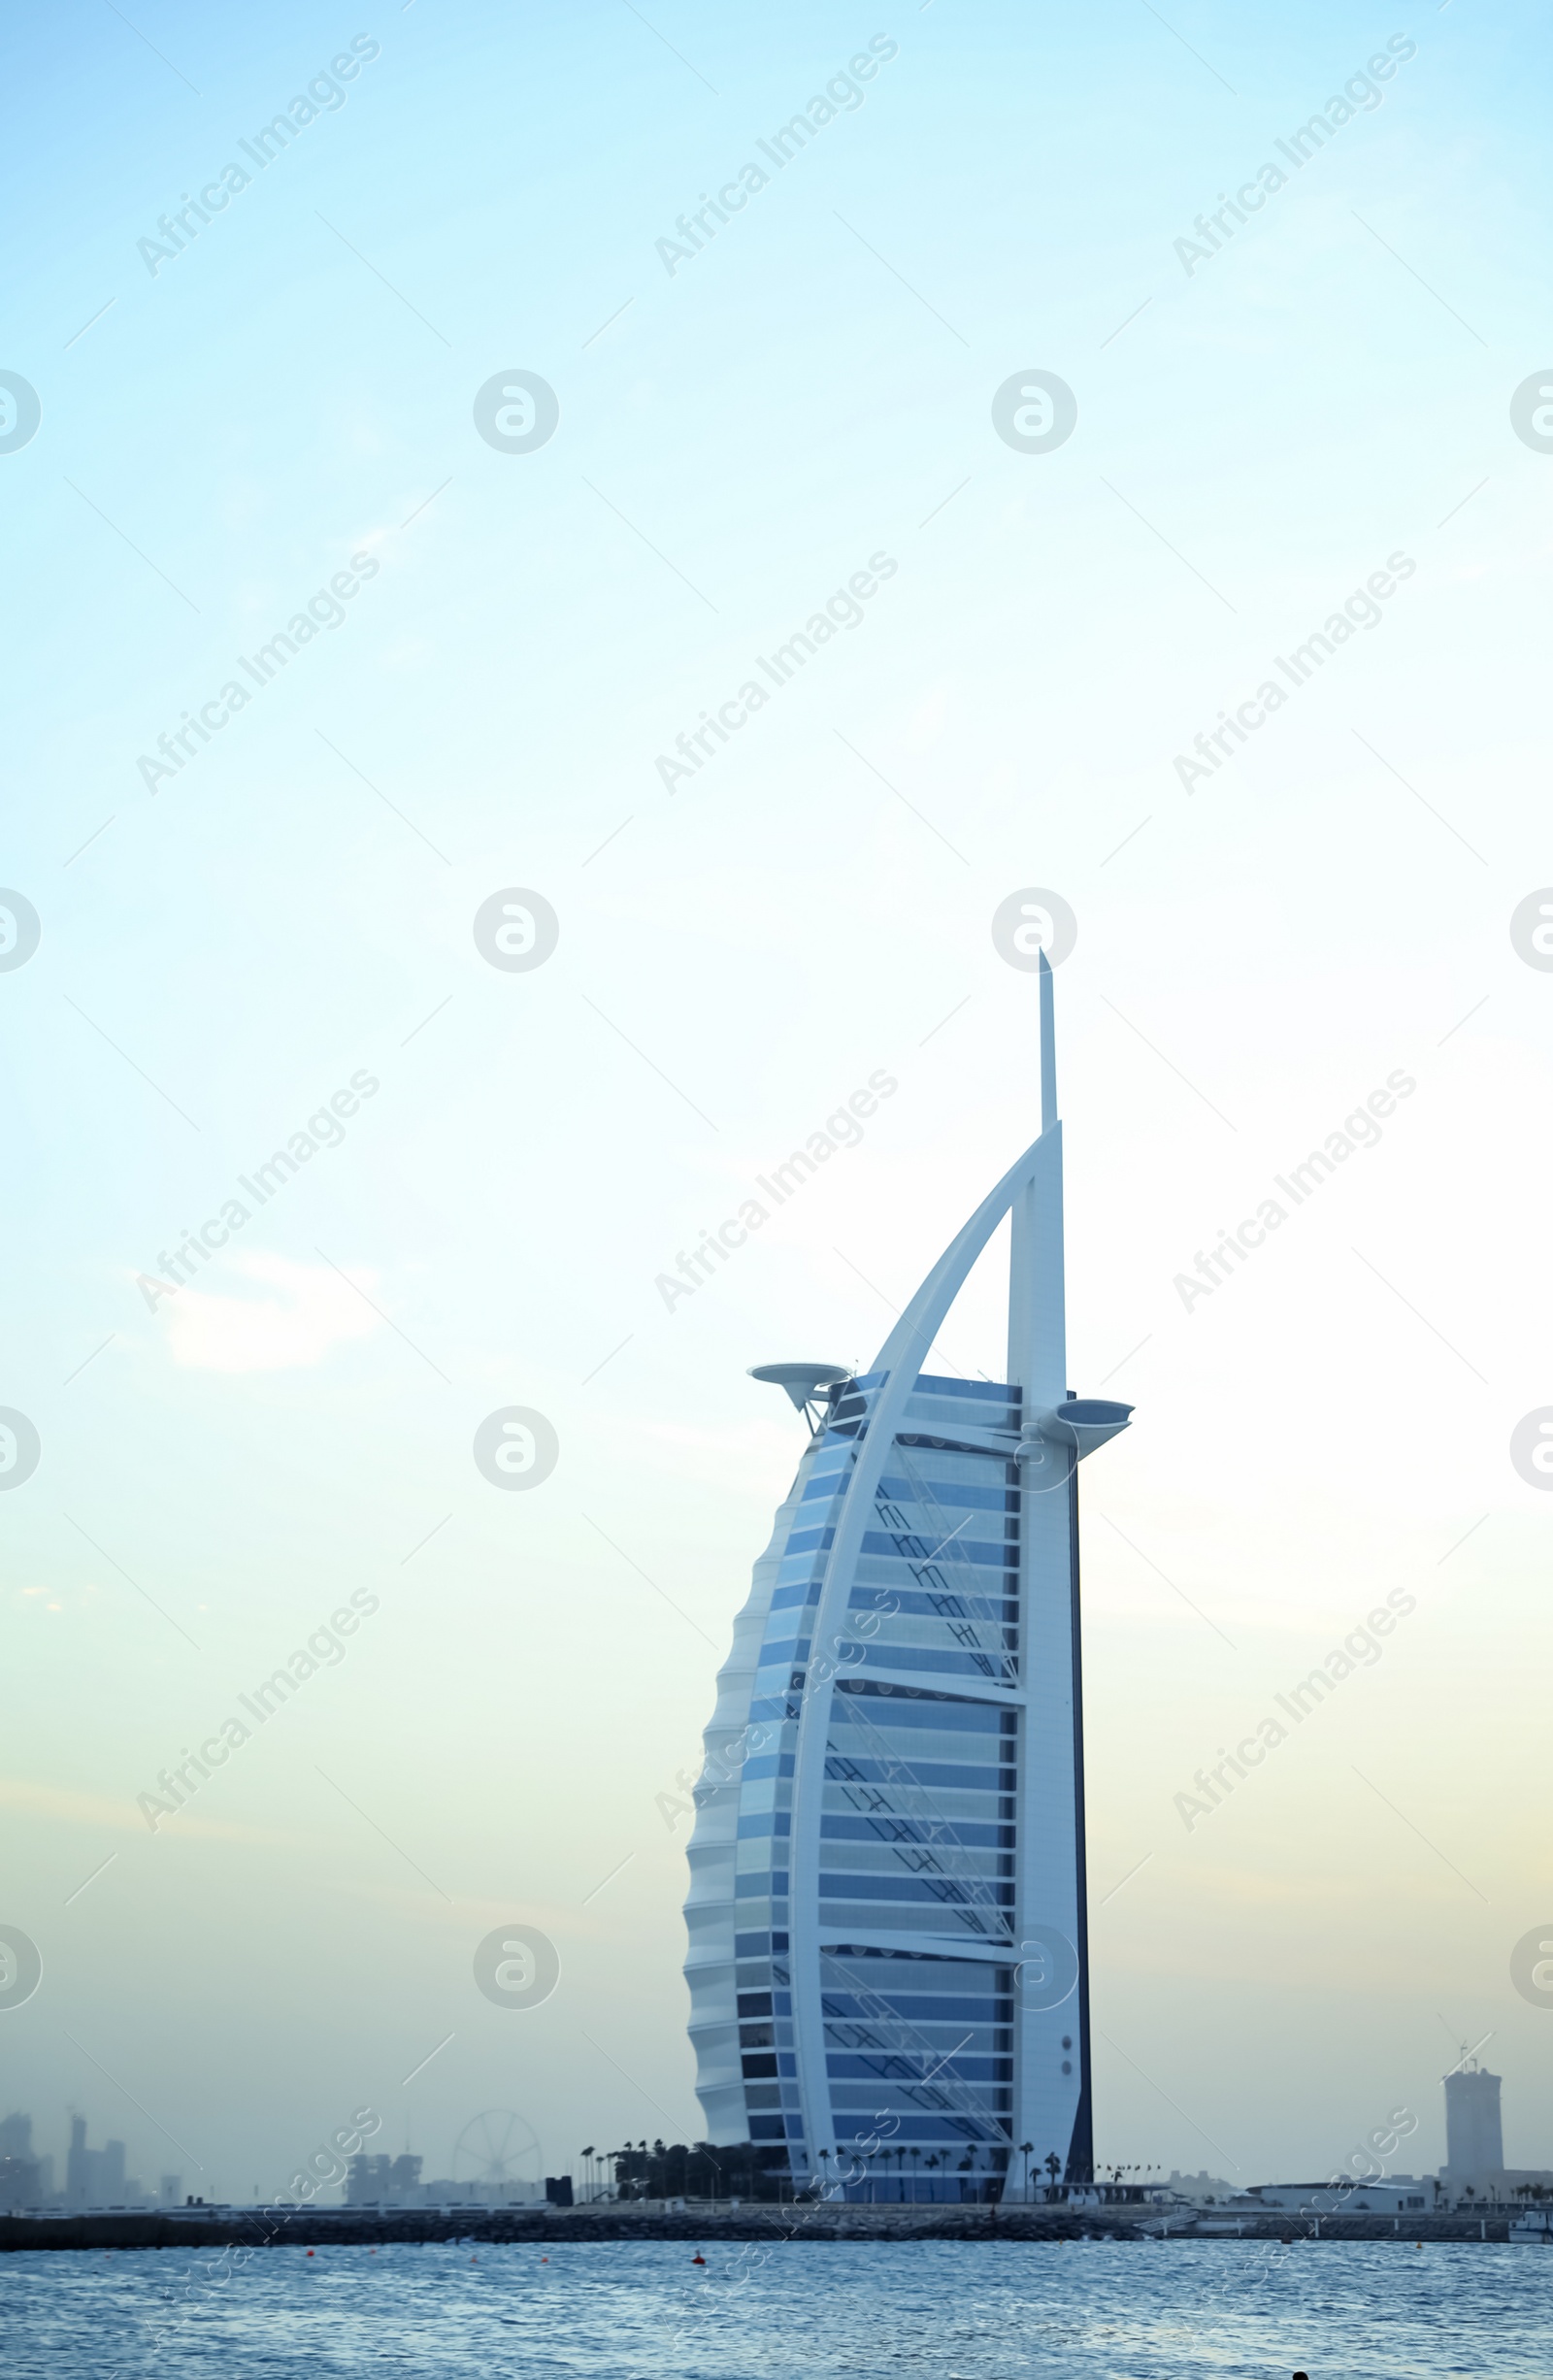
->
[681,954,1133,2200]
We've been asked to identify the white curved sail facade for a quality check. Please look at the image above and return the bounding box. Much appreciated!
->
[682,957,1131,2200]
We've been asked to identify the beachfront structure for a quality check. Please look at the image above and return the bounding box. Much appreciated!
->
[681,954,1132,2201]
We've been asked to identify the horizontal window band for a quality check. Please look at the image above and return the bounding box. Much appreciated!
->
[817,1874,1014,1903]
[822,1760,1009,1791]
[821,1997,1012,2022]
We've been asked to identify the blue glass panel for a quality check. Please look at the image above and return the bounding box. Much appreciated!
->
[852,1588,1014,1623]
[850,1643,1016,1680]
[822,1757,1008,1790]
[769,1582,824,1612]
[820,1995,1011,2022]
[820,1816,1012,1848]
[827,2111,1011,2136]
[859,1533,1014,1568]
[832,1686,1008,1730]
[825,2055,1011,2081]
[876,1475,1011,1511]
[820,1952,1012,1980]
[817,1873,1015,1904]
[895,1437,1015,1471]
[775,1555,827,1585]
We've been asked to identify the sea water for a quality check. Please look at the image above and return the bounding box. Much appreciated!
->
[2,2236,1546,2377]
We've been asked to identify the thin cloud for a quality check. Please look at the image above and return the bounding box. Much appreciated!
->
[159,1250,382,1372]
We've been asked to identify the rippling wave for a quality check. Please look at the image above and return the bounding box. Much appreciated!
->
[6,2237,1544,2378]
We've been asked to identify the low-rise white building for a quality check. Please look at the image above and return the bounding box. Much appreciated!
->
[1240,2178,1429,2216]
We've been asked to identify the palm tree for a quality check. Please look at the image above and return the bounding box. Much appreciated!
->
[579,2147,593,2203]
[817,2148,832,2197]
[924,2153,942,2200]
[1017,2141,1034,2200]
[1043,2151,1061,2200]
[909,2147,922,2201]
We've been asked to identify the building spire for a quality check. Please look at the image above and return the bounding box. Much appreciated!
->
[1040,947,1057,1135]
[1006,952,1065,1393]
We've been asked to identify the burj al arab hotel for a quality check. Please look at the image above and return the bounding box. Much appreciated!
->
[682,954,1134,2201]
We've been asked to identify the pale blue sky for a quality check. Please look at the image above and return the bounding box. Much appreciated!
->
[4,0,1552,2200]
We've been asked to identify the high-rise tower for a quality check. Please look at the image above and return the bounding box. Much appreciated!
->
[682,956,1133,2199]
[1443,2059,1504,2178]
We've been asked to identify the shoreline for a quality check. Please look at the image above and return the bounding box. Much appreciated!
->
[1,2203,1537,2253]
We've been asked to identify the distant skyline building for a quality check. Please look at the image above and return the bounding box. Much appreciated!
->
[347,2152,424,2206]
[60,2114,141,2208]
[1444,2058,1504,2176]
[683,956,1133,2199]
[0,2110,42,2215]
[65,2115,89,2206]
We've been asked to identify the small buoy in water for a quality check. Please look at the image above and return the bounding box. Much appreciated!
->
[306,2250,314,2258]
[541,2255,548,2263]
[692,2253,707,2265]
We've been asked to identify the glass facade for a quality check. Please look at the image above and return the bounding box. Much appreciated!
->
[693,1379,1026,2189]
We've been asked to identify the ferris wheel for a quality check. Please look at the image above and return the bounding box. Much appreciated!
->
[451,2110,543,2192]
